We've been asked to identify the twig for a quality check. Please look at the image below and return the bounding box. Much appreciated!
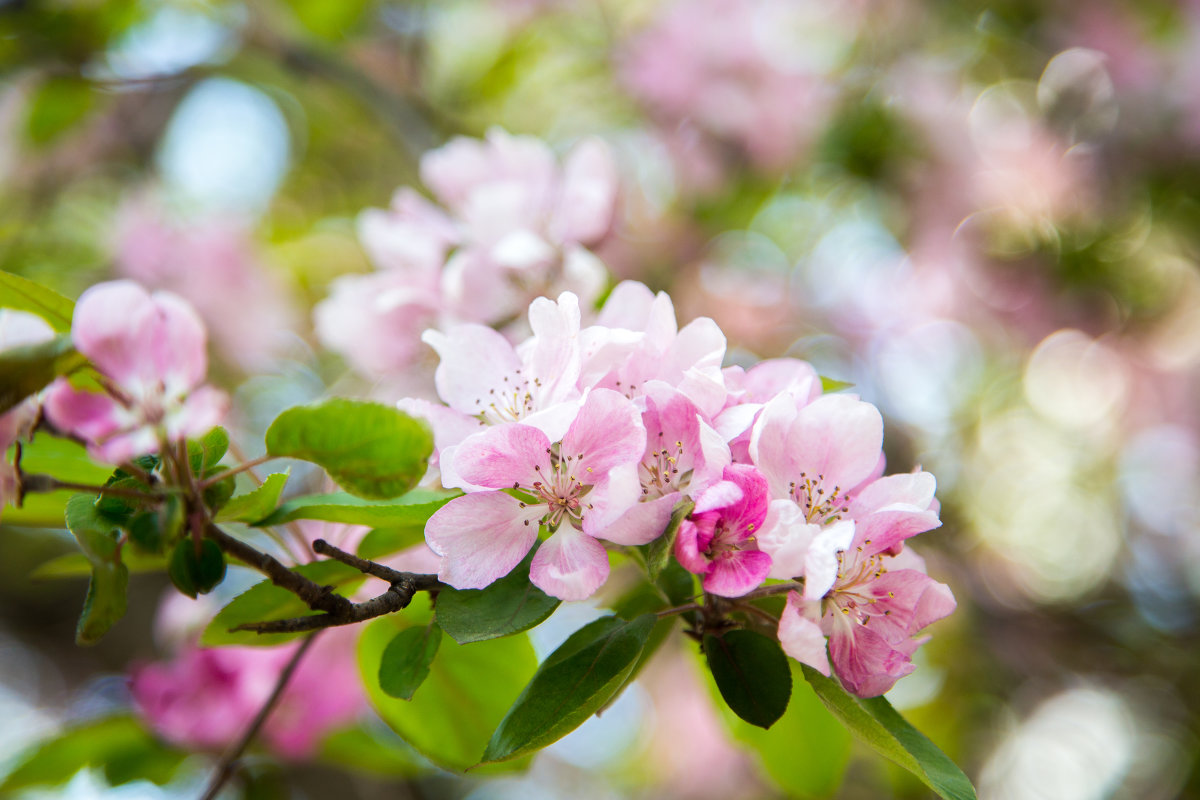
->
[204,523,354,617]
[199,632,320,800]
[739,581,804,601]
[312,538,411,583]
[20,474,167,500]
[197,455,274,490]
[656,602,703,618]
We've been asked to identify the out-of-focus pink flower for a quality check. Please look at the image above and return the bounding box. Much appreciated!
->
[675,464,772,597]
[0,310,55,512]
[131,626,366,759]
[44,281,227,463]
[425,388,646,600]
[621,0,849,171]
[113,200,297,372]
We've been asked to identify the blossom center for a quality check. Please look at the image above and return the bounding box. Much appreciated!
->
[789,472,850,525]
[523,448,593,530]
[474,368,541,424]
[639,431,687,498]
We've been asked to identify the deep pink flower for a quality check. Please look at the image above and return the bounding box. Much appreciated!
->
[131,627,365,758]
[675,464,772,597]
[424,388,646,600]
[43,281,227,463]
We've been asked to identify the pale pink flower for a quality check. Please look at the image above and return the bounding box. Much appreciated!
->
[588,381,732,546]
[675,464,772,597]
[581,281,728,418]
[424,388,646,600]
[716,358,823,463]
[43,281,227,463]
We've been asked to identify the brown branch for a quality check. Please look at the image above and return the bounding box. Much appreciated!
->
[312,538,412,583]
[203,523,354,617]
[199,632,320,800]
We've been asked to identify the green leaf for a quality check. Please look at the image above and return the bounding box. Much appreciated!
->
[641,498,693,580]
[705,629,792,729]
[0,270,75,332]
[32,550,167,580]
[254,489,456,528]
[26,76,95,144]
[481,613,657,764]
[2,435,111,527]
[188,427,229,474]
[126,496,183,555]
[711,659,852,798]
[359,595,537,772]
[76,560,128,645]
[317,725,426,778]
[379,624,442,700]
[0,716,185,792]
[167,539,226,598]
[802,665,978,800]
[200,467,236,513]
[820,376,855,393]
[265,399,433,499]
[64,493,121,563]
[0,334,84,413]
[435,548,559,645]
[201,560,365,647]
[356,525,427,560]
[215,472,290,523]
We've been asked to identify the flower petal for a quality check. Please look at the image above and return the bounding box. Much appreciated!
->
[703,548,771,597]
[425,492,541,589]
[453,423,551,490]
[529,527,610,601]
[779,591,831,675]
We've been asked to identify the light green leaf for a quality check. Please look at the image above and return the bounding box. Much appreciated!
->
[0,270,75,331]
[32,550,168,580]
[435,547,559,644]
[0,716,185,792]
[820,376,855,393]
[64,493,121,563]
[188,427,230,474]
[201,560,365,647]
[481,614,657,764]
[317,725,426,778]
[802,665,977,800]
[379,623,442,700]
[215,472,290,523]
[265,399,433,499]
[360,595,538,772]
[254,489,456,528]
[26,76,96,145]
[356,525,427,560]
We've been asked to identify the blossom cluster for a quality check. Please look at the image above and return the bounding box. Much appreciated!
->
[315,128,617,379]
[408,282,954,697]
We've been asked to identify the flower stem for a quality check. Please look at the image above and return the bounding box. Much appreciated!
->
[197,455,274,489]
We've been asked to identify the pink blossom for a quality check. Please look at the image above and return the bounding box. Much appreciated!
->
[424,388,646,600]
[131,627,366,758]
[43,281,227,463]
[777,542,955,697]
[113,200,297,372]
[675,464,772,597]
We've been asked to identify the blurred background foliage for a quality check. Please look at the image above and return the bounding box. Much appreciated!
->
[3,0,1200,798]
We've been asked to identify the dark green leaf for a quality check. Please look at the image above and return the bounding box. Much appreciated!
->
[254,489,456,528]
[379,624,442,700]
[167,539,226,598]
[0,270,75,332]
[0,334,83,414]
[711,660,852,797]
[356,525,427,560]
[264,399,433,499]
[126,512,164,555]
[76,560,128,645]
[802,665,978,800]
[641,498,693,580]
[0,716,184,792]
[201,560,365,647]
[188,427,229,474]
[359,595,537,772]
[705,629,792,729]
[481,613,657,764]
[436,548,559,644]
[201,468,236,512]
[215,472,290,523]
